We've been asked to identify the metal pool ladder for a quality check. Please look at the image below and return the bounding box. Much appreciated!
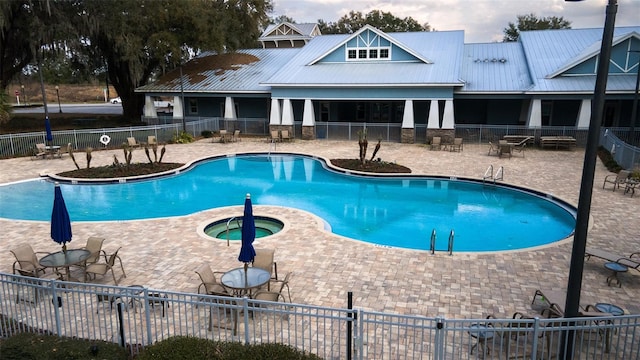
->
[430,229,454,255]
[483,165,503,184]
[225,216,242,246]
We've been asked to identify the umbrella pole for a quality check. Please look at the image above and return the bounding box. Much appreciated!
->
[244,262,249,294]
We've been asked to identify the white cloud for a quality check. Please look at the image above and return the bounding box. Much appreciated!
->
[272,0,640,43]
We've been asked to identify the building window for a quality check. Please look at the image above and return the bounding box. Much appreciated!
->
[380,49,389,59]
[358,49,367,59]
[189,99,198,114]
[369,49,378,59]
[348,49,356,59]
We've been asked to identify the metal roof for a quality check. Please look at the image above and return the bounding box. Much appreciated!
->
[459,42,531,92]
[263,30,465,86]
[136,48,300,94]
[519,26,640,93]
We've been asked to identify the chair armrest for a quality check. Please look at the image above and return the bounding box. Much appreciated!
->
[630,252,639,259]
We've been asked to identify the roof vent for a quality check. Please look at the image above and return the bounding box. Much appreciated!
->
[500,58,507,63]
[491,58,498,62]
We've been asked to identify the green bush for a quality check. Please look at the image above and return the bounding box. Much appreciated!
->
[137,336,323,360]
[597,146,623,173]
[172,131,195,144]
[0,333,128,360]
[201,130,213,138]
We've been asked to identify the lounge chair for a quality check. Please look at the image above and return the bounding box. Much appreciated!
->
[585,247,640,271]
[195,263,228,295]
[126,137,140,148]
[85,247,126,285]
[430,136,441,150]
[486,311,548,358]
[252,248,278,282]
[602,170,630,191]
[10,244,50,277]
[281,130,291,142]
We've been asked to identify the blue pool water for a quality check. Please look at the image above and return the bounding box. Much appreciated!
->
[0,154,576,252]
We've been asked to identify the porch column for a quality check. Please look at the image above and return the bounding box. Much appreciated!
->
[269,98,281,125]
[441,99,454,129]
[427,100,440,129]
[281,99,294,125]
[576,99,592,129]
[172,95,184,120]
[302,99,316,140]
[224,96,236,119]
[143,96,157,118]
[401,99,415,143]
[527,98,542,128]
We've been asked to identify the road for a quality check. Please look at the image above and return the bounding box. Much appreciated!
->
[12,103,123,115]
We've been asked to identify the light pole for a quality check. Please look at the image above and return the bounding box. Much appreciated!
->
[563,0,617,358]
[55,85,62,113]
[21,85,26,106]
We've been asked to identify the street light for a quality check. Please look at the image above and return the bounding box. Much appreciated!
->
[55,85,62,113]
[563,0,617,358]
[21,85,26,106]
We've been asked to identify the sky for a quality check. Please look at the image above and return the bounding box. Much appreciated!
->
[271,0,640,43]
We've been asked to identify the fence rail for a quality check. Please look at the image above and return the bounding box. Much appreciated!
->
[1,273,638,359]
[2,119,640,170]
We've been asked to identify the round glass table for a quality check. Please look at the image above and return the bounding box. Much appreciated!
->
[221,267,270,297]
[39,249,91,281]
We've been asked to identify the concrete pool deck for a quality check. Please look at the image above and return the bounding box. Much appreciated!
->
[1,138,638,319]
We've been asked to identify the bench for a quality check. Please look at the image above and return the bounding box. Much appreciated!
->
[540,136,576,150]
[503,135,534,145]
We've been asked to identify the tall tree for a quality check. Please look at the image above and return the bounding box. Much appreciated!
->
[503,13,571,42]
[64,0,271,119]
[319,10,430,34]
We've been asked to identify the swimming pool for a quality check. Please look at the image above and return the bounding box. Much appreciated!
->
[0,153,576,252]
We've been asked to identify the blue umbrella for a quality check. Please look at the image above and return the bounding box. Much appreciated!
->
[238,193,256,264]
[51,182,72,252]
[44,117,53,145]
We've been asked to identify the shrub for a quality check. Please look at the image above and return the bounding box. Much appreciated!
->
[0,333,128,360]
[137,336,323,360]
[201,130,213,138]
[597,146,623,173]
[172,131,195,144]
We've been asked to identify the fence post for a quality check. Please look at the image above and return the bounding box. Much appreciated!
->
[51,282,62,336]
[347,291,353,360]
[433,317,445,360]
[117,302,125,347]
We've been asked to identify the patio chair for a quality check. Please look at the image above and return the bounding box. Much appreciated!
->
[232,129,240,142]
[281,130,291,142]
[10,244,50,277]
[488,142,499,156]
[449,137,463,152]
[58,142,72,157]
[430,136,441,150]
[147,135,157,145]
[85,247,126,285]
[486,312,549,359]
[252,248,278,282]
[499,143,512,159]
[602,170,630,191]
[254,271,292,303]
[585,247,640,271]
[126,137,141,148]
[80,236,106,268]
[31,143,47,160]
[195,263,228,295]
[269,130,280,143]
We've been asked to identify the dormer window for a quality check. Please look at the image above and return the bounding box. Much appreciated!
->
[345,29,391,61]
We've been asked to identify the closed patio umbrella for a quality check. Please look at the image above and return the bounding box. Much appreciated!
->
[45,117,53,146]
[238,193,256,288]
[51,182,72,252]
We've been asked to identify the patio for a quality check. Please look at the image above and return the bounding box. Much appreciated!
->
[1,139,638,319]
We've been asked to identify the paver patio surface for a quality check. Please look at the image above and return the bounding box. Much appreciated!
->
[1,138,638,319]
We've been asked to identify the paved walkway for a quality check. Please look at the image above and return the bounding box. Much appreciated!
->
[1,138,638,319]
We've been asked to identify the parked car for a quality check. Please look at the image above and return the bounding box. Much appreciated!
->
[109,97,122,104]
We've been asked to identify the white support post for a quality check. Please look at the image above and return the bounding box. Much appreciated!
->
[269,98,281,125]
[143,96,157,118]
[224,96,236,119]
[401,100,414,129]
[172,96,184,119]
[302,99,316,126]
[576,99,592,129]
[527,99,542,128]
[281,99,294,125]
[441,99,455,129]
[427,100,440,129]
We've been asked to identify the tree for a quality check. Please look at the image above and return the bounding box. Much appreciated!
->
[64,0,272,119]
[503,13,571,42]
[318,10,430,34]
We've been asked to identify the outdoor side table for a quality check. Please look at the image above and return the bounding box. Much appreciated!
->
[604,262,628,287]
[468,323,495,358]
